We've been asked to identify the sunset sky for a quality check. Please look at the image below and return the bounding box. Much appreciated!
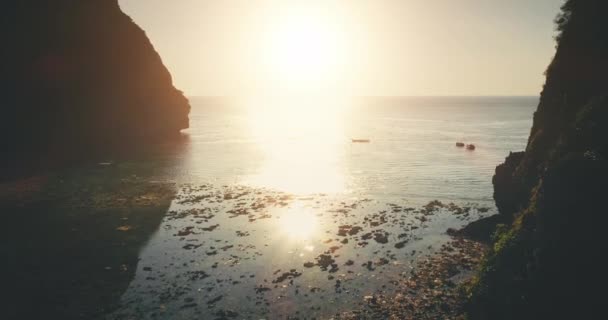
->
[119,0,563,97]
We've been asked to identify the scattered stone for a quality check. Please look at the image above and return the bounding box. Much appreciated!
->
[215,309,239,319]
[373,232,389,244]
[236,230,249,237]
[176,226,196,237]
[255,286,271,294]
[338,225,363,237]
[207,295,223,306]
[394,241,408,249]
[183,243,202,250]
[202,224,220,232]
[272,269,302,283]
[316,254,335,271]
[186,270,210,281]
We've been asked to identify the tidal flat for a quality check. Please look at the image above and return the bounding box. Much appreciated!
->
[2,161,491,319]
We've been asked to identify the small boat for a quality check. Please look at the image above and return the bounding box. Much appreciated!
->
[351,139,371,143]
[456,142,465,147]
[466,144,476,150]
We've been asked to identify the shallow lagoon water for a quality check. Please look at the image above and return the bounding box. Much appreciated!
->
[106,97,536,318]
[110,186,490,319]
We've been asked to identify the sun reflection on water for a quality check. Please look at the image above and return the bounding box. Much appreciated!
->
[244,97,349,194]
[277,207,319,240]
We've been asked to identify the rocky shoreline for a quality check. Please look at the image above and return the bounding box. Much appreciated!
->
[2,165,494,319]
[338,237,486,319]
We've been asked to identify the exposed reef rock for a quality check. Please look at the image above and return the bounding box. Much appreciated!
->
[466,1,608,319]
[492,151,525,215]
[1,1,190,169]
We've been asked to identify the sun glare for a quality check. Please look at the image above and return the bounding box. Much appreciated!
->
[243,97,348,194]
[262,10,345,93]
[240,7,354,194]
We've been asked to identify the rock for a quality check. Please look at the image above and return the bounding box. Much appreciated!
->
[186,270,210,281]
[254,286,271,294]
[338,225,363,236]
[207,295,223,305]
[1,0,190,174]
[373,232,389,244]
[215,309,239,319]
[201,224,220,232]
[394,241,408,249]
[467,2,608,318]
[272,270,302,283]
[316,254,335,271]
[450,214,508,244]
[492,151,525,216]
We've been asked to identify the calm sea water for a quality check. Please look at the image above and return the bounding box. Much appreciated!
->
[110,96,537,319]
[170,96,535,202]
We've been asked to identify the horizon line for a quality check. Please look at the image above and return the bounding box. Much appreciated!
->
[186,94,540,99]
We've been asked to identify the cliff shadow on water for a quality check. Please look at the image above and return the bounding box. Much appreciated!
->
[0,139,190,319]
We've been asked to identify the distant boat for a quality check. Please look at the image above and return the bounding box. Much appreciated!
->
[352,139,371,143]
[456,142,465,147]
[466,144,476,150]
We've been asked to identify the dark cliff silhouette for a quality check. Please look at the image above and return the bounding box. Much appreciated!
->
[0,1,190,173]
[465,1,608,318]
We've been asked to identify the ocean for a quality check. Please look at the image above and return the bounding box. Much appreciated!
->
[167,96,535,202]
[110,96,537,318]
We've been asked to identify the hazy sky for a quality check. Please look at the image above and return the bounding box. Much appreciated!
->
[119,0,564,97]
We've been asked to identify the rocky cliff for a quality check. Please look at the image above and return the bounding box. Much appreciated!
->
[1,1,190,169]
[466,1,608,318]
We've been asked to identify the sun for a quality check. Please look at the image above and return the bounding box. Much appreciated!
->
[269,16,336,78]
[262,11,344,92]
